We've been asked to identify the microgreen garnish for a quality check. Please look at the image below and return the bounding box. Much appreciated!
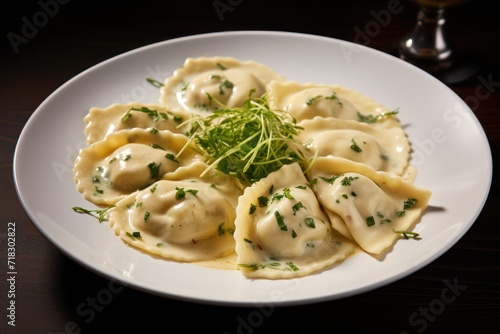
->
[121,106,161,122]
[179,92,307,184]
[306,95,322,105]
[357,108,399,124]
[146,77,164,88]
[238,261,299,272]
[72,205,115,223]
[393,229,421,240]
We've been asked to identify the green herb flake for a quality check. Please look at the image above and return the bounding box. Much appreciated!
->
[292,201,305,215]
[258,196,269,207]
[341,176,359,186]
[283,188,294,200]
[218,80,234,95]
[275,211,288,231]
[366,216,375,227]
[304,216,316,228]
[126,231,142,240]
[350,138,363,153]
[175,187,197,199]
[306,95,322,106]
[165,153,179,163]
[150,144,165,150]
[148,162,162,179]
[175,187,186,200]
[186,189,198,197]
[216,62,227,70]
[319,175,340,185]
[403,198,418,210]
[286,262,299,271]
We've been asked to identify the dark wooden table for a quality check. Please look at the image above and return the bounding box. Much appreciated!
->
[1,0,499,333]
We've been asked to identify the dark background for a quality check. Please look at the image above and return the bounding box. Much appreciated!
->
[1,0,499,333]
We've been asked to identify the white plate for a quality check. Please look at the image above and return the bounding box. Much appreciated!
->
[13,31,492,306]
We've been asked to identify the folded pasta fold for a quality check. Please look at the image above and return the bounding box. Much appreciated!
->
[234,163,355,279]
[109,176,238,262]
[84,102,190,145]
[308,157,432,254]
[160,56,284,114]
[74,128,201,205]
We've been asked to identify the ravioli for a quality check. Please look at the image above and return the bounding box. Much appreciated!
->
[308,156,432,254]
[109,178,237,262]
[298,117,411,176]
[267,80,402,128]
[160,56,284,114]
[84,102,190,145]
[73,128,201,205]
[72,56,433,280]
[234,163,355,279]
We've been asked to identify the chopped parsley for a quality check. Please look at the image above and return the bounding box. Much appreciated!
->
[275,211,288,231]
[147,162,162,179]
[350,138,363,153]
[175,187,198,200]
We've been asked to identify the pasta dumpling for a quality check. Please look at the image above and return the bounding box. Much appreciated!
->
[160,57,284,113]
[267,80,402,128]
[298,117,410,176]
[308,156,432,254]
[109,178,237,262]
[234,163,355,279]
[83,102,190,145]
[73,128,201,205]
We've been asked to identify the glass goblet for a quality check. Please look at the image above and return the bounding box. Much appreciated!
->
[399,0,475,83]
